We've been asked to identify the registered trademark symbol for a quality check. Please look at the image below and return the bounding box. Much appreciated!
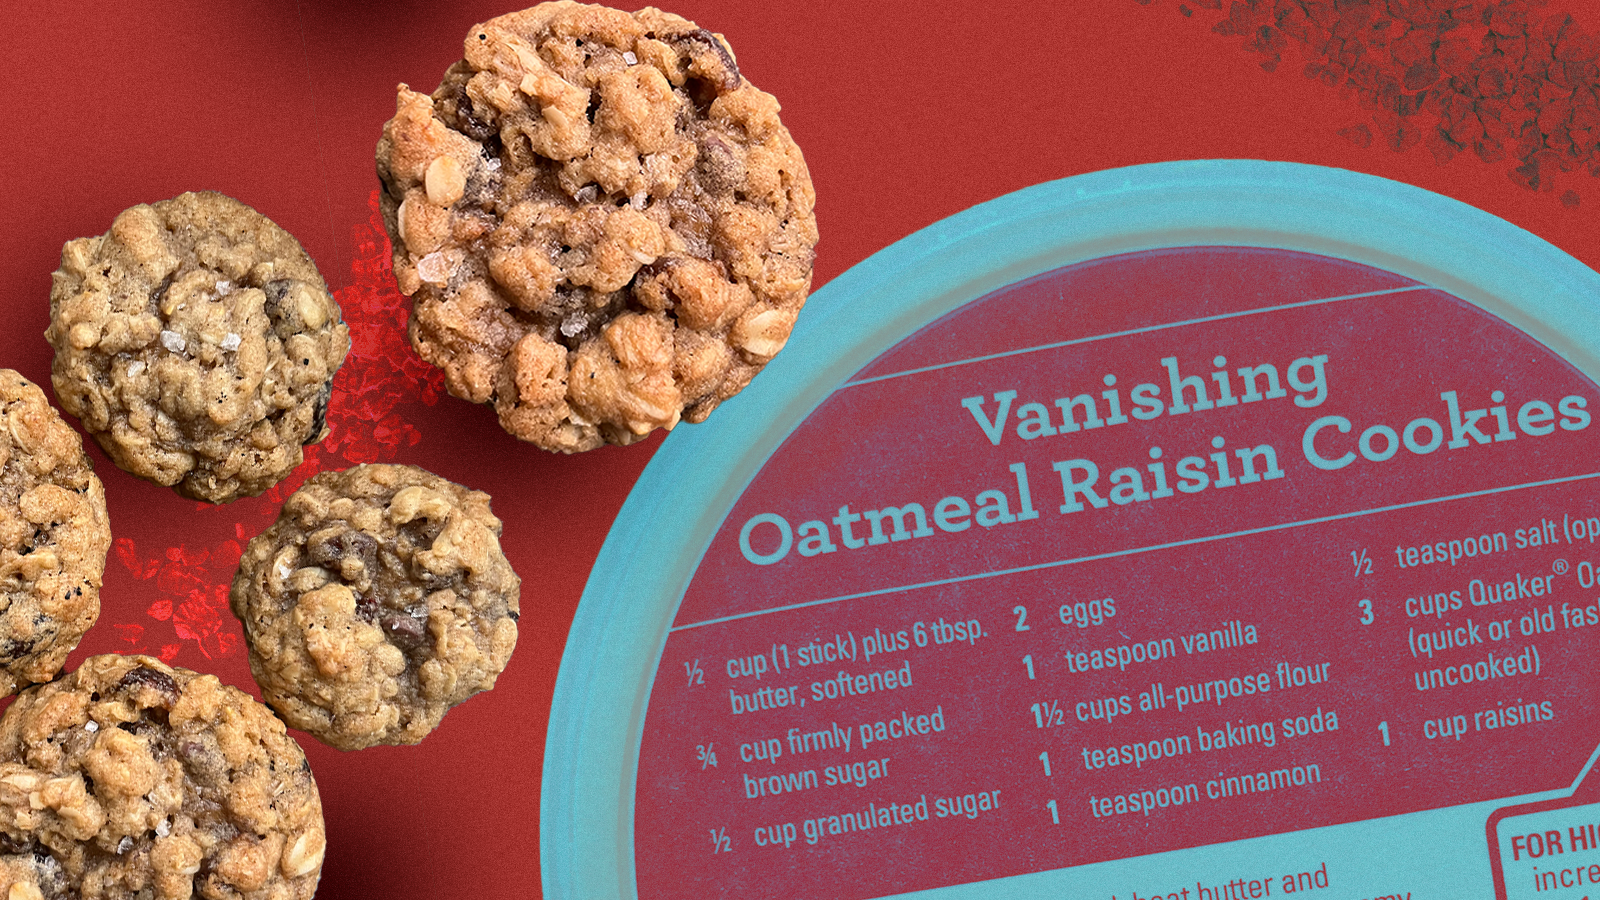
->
[1554,559,1570,575]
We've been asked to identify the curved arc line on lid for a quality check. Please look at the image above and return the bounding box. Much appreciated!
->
[842,283,1431,389]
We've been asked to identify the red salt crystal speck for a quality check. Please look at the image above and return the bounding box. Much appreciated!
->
[106,191,452,668]
[112,536,139,573]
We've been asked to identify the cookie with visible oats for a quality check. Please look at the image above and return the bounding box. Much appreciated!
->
[229,464,520,751]
[376,1,817,452]
[0,654,326,900]
[46,191,352,503]
[0,369,108,698]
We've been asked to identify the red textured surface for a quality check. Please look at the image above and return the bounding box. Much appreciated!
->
[0,2,1594,898]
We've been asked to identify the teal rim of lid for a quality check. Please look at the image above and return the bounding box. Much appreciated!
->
[540,159,1600,899]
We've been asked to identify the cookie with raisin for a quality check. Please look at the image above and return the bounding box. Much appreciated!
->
[0,654,326,900]
[46,192,351,503]
[376,1,817,451]
[229,464,520,750]
[0,369,108,698]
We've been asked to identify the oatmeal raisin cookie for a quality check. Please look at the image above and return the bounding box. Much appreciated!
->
[376,1,817,451]
[230,464,520,750]
[0,654,325,900]
[0,370,108,698]
[46,192,351,503]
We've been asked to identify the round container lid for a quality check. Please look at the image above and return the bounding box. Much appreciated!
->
[544,160,1600,899]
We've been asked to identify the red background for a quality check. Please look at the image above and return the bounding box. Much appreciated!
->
[0,2,1595,897]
